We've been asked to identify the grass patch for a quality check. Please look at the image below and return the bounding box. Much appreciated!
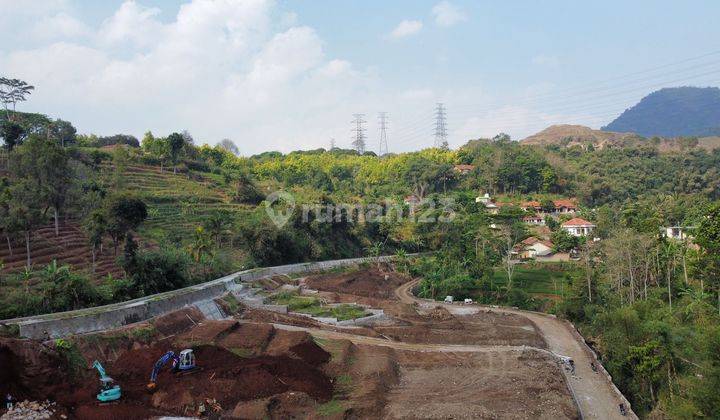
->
[229,347,253,358]
[491,263,578,296]
[269,292,369,321]
[221,294,242,314]
[55,339,87,379]
[316,399,345,417]
[129,325,157,343]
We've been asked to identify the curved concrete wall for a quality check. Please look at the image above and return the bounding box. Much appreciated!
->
[1,255,400,339]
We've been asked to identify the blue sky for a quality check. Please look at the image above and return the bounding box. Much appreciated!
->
[1,0,718,154]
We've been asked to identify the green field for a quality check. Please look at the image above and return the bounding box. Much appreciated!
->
[490,263,580,297]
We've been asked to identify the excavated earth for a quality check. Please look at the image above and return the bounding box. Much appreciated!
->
[0,267,579,419]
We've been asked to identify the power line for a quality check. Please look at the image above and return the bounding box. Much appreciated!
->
[378,112,389,155]
[351,113,367,154]
[434,103,448,149]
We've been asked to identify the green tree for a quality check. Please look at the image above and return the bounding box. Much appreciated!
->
[83,209,106,275]
[105,195,147,255]
[167,132,185,174]
[202,210,234,248]
[694,203,720,313]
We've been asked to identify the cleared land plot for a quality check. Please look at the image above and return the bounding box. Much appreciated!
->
[385,350,578,419]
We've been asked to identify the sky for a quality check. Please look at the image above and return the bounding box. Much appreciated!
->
[1,0,719,155]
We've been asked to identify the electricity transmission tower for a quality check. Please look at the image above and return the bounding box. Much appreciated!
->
[378,112,389,155]
[330,138,336,150]
[351,114,367,154]
[434,103,448,149]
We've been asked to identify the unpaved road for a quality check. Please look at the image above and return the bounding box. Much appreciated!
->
[395,280,637,420]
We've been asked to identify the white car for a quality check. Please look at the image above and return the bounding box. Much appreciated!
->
[463,298,473,304]
[444,296,454,303]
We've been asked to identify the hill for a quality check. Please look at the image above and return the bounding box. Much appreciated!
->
[519,124,638,148]
[602,86,720,137]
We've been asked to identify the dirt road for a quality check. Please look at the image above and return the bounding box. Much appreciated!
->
[395,280,637,420]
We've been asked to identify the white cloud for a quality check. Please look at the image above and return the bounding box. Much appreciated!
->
[432,1,466,27]
[389,20,423,39]
[98,1,163,47]
[30,12,90,41]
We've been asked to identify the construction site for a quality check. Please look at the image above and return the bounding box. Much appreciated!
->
[0,263,633,419]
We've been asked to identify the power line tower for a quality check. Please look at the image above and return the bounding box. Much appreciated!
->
[351,113,367,154]
[330,138,336,150]
[378,112,389,155]
[434,103,448,149]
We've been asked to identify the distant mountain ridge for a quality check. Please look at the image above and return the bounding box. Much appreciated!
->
[602,86,720,137]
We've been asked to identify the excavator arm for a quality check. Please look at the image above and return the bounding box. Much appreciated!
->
[147,351,178,391]
[92,360,108,379]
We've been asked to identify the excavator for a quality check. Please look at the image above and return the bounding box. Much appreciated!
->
[146,349,198,392]
[92,360,121,402]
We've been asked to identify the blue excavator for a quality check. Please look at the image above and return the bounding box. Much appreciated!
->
[92,360,121,402]
[146,349,198,392]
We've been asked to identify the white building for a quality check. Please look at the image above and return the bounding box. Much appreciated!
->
[561,218,596,237]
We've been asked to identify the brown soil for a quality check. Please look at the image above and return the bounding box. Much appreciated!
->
[0,222,127,279]
[304,268,410,299]
[0,315,336,419]
[384,349,578,419]
[151,307,206,337]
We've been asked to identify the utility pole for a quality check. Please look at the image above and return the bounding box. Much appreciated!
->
[351,113,366,154]
[434,103,448,149]
[378,112,389,155]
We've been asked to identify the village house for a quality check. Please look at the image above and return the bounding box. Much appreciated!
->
[661,226,696,241]
[522,214,545,225]
[517,237,554,259]
[553,199,578,214]
[453,164,475,175]
[475,193,499,214]
[520,201,543,212]
[561,217,596,237]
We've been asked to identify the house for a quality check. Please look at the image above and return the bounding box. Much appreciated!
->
[523,214,545,225]
[521,201,543,212]
[454,164,475,175]
[561,218,596,237]
[475,193,499,214]
[661,226,696,241]
[517,237,554,259]
[553,199,578,214]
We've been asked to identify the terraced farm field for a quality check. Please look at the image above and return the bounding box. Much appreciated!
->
[115,164,256,244]
[0,222,124,281]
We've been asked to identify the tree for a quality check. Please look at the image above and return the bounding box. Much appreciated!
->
[83,209,106,275]
[202,210,234,248]
[189,226,213,262]
[8,179,46,268]
[0,77,35,118]
[105,195,147,255]
[694,203,720,314]
[167,132,185,173]
[218,138,239,155]
[35,139,71,236]
[47,119,76,147]
[1,120,24,150]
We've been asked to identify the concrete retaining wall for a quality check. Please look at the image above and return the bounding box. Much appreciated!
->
[2,255,405,339]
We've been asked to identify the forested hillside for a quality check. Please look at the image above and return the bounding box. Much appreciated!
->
[3,105,720,416]
[603,86,720,137]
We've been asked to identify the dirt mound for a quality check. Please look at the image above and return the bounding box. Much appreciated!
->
[0,339,72,403]
[175,320,239,344]
[305,268,410,299]
[243,308,321,328]
[427,306,455,321]
[288,339,330,366]
[151,307,205,337]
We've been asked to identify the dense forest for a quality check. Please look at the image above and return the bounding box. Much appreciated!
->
[2,93,720,416]
[603,86,720,137]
